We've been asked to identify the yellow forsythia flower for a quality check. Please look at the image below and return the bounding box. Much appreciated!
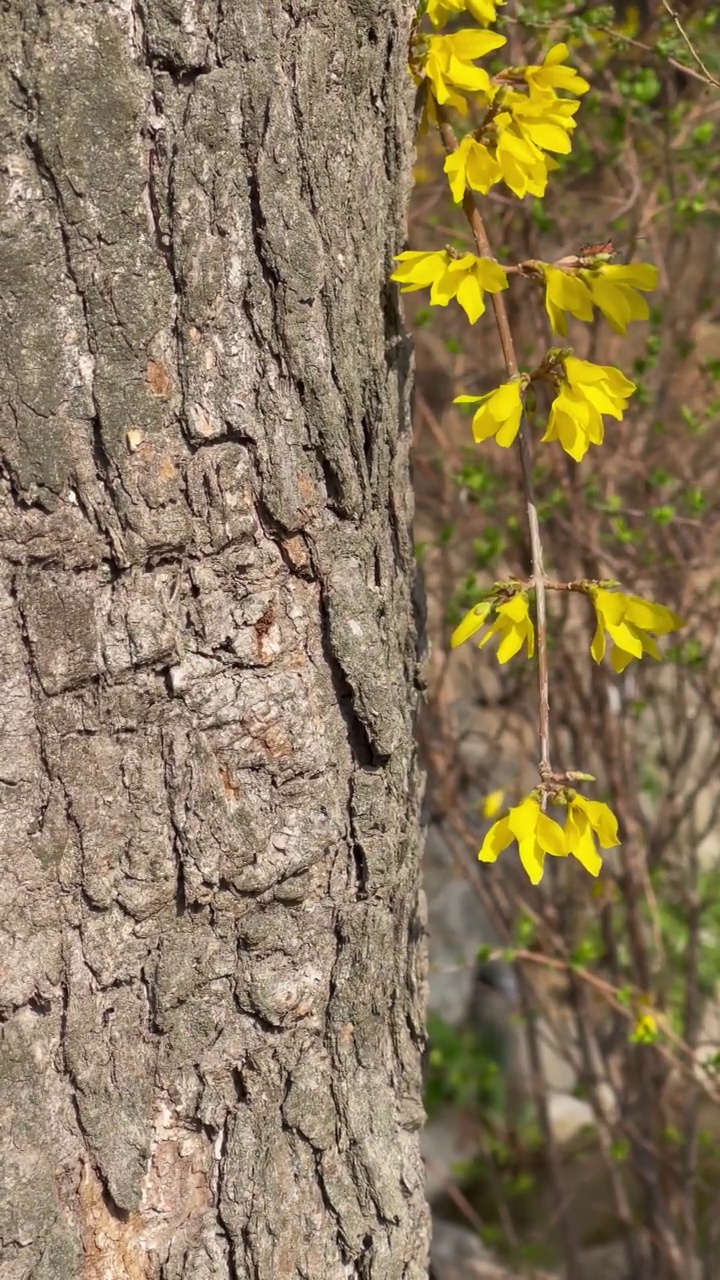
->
[588,588,683,673]
[478,790,617,883]
[479,794,566,885]
[391,250,507,323]
[579,263,659,334]
[494,129,556,199]
[520,43,590,97]
[444,117,560,203]
[541,262,658,336]
[455,379,524,446]
[451,591,534,663]
[442,45,586,202]
[426,0,503,28]
[542,356,635,461]
[564,793,619,877]
[482,789,506,818]
[497,90,581,158]
[445,135,502,201]
[630,1012,659,1044]
[424,30,506,112]
[454,90,576,202]
[541,264,594,336]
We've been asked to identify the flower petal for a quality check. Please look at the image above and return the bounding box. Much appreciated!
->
[451,601,492,648]
[518,835,546,884]
[478,814,513,863]
[456,273,485,323]
[508,796,541,841]
[536,811,568,856]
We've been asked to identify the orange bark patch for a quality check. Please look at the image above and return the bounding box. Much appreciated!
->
[297,472,316,505]
[74,1110,216,1279]
[282,535,311,574]
[219,765,240,800]
[76,1163,154,1280]
[146,360,172,398]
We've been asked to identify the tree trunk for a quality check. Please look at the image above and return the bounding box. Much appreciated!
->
[0,3,429,1276]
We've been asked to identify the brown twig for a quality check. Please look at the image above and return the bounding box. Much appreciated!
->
[660,0,720,88]
[436,108,553,781]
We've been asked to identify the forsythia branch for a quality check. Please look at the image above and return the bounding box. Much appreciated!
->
[396,2,686,884]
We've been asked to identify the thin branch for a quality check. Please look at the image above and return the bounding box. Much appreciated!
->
[593,22,716,87]
[660,0,720,88]
[436,108,553,780]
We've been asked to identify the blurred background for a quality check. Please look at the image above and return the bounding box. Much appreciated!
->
[412,3,720,1278]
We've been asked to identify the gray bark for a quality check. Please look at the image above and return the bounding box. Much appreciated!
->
[0,2,429,1276]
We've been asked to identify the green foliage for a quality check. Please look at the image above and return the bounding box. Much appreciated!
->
[570,935,604,968]
[472,527,505,568]
[456,456,503,506]
[425,1012,508,1118]
[666,637,705,666]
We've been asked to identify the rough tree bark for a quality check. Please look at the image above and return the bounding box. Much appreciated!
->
[0,2,429,1276]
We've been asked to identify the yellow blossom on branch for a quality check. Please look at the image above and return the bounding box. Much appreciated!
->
[455,379,524,446]
[579,262,659,333]
[445,129,559,202]
[564,793,619,877]
[542,355,635,461]
[497,90,581,158]
[391,249,508,323]
[445,135,502,201]
[540,265,594,336]
[426,0,503,28]
[539,261,658,336]
[518,43,590,97]
[445,90,575,203]
[424,29,506,112]
[475,788,619,884]
[630,1011,659,1044]
[479,794,566,885]
[451,590,534,663]
[588,588,683,673]
[433,254,508,321]
[494,129,557,199]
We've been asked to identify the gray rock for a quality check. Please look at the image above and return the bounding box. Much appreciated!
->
[430,1218,557,1280]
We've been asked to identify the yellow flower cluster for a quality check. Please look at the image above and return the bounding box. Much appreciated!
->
[588,588,683,673]
[542,261,659,336]
[454,379,524,446]
[424,29,505,114]
[542,355,635,461]
[421,33,589,201]
[479,791,619,884]
[390,242,659,348]
[453,354,634,462]
[426,0,503,29]
[390,249,507,323]
[451,584,683,672]
[451,590,534,663]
